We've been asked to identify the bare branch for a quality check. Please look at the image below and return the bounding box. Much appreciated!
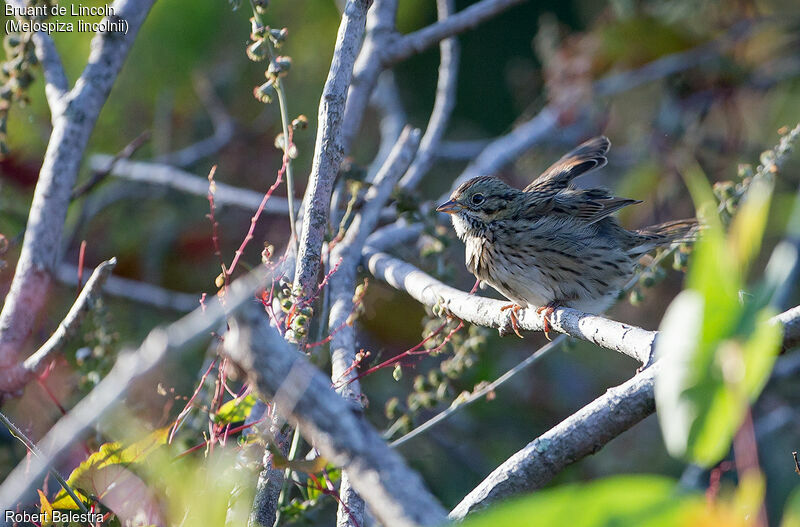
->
[23,259,117,375]
[0,0,156,397]
[56,263,199,313]
[449,364,660,519]
[367,71,407,180]
[293,0,372,309]
[444,300,800,517]
[386,0,525,65]
[363,247,656,364]
[88,155,290,214]
[328,127,420,527]
[342,0,522,155]
[224,305,450,527]
[340,0,397,153]
[451,106,560,191]
[0,268,268,510]
[776,305,800,350]
[398,0,460,191]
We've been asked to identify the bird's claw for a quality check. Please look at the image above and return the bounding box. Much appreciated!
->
[535,305,557,341]
[500,304,524,338]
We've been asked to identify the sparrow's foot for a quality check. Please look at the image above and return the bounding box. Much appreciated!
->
[535,304,558,341]
[500,303,524,338]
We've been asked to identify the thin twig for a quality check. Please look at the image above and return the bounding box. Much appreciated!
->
[0,412,89,514]
[391,336,566,448]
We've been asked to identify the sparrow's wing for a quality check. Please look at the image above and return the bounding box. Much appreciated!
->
[524,136,610,194]
[554,188,640,224]
[520,187,640,224]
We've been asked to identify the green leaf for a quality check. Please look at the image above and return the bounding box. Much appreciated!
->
[655,164,782,467]
[213,394,256,425]
[461,476,701,527]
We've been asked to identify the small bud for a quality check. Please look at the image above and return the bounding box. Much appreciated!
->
[392,364,402,381]
[261,244,274,264]
[250,18,266,38]
[292,314,308,328]
[253,80,276,103]
[291,114,308,130]
[267,56,291,78]
[268,27,288,47]
[215,273,225,288]
[274,133,298,158]
[413,375,426,392]
[629,288,644,305]
[246,39,269,62]
[280,298,293,312]
[253,0,268,15]
[385,397,400,419]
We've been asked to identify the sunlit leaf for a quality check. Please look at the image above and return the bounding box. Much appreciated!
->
[52,427,169,509]
[213,394,257,425]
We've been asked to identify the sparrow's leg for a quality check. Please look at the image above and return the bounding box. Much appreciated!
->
[500,303,524,338]
[535,303,559,340]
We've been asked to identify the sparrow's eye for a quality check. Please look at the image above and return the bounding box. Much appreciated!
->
[471,193,485,206]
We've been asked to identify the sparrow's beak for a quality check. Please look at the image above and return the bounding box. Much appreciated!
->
[436,199,462,214]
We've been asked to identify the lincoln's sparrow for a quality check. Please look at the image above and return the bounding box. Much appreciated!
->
[437,136,697,337]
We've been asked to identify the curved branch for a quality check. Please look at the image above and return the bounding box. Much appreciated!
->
[23,259,117,375]
[6,0,68,112]
[363,247,657,364]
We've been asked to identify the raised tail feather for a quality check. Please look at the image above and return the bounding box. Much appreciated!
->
[628,218,699,255]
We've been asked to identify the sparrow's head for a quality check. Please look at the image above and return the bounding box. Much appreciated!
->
[437,176,520,220]
[437,176,521,238]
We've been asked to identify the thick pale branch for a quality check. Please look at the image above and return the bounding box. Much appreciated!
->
[0,0,156,397]
[88,155,290,214]
[224,306,449,527]
[448,20,761,193]
[363,247,656,364]
[293,0,371,307]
